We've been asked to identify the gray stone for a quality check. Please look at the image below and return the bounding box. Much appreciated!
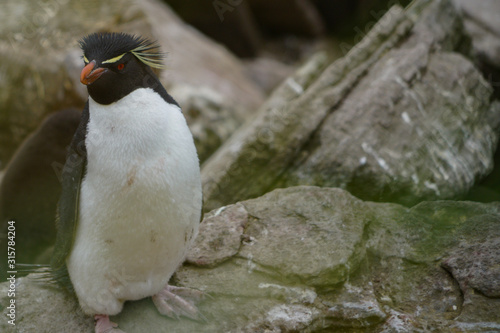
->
[0,276,93,332]
[186,203,249,266]
[2,186,499,332]
[244,57,295,94]
[441,215,500,298]
[235,186,370,287]
[453,0,500,69]
[202,50,331,211]
[328,300,387,328]
[201,0,500,211]
[169,85,247,163]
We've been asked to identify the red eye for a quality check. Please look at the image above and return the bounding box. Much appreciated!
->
[117,63,125,70]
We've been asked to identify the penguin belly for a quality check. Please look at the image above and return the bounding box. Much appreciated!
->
[66,88,202,316]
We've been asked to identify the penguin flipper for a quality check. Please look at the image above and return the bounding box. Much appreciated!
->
[49,101,89,290]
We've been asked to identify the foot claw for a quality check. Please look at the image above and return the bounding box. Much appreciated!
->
[94,314,126,333]
[152,285,207,321]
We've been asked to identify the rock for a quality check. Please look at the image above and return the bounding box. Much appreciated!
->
[0,276,93,332]
[167,0,325,58]
[247,0,325,37]
[2,186,499,332]
[441,215,500,298]
[243,57,295,94]
[202,50,330,210]
[166,0,262,58]
[452,0,500,201]
[452,0,500,69]
[315,0,412,36]
[138,0,264,110]
[328,300,387,328]
[168,85,247,163]
[186,203,249,266]
[452,0,500,101]
[201,0,500,211]
[0,0,263,165]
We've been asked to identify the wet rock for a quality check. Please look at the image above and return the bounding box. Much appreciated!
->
[201,0,500,211]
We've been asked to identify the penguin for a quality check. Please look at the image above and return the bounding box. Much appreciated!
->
[0,109,81,280]
[50,32,203,333]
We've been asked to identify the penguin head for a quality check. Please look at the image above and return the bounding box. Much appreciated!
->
[79,32,164,105]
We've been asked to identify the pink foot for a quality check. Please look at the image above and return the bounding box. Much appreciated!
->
[152,285,206,321]
[94,314,126,333]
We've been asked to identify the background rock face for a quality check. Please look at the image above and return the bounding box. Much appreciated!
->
[201,0,500,211]
[2,186,499,332]
[0,0,263,166]
[166,0,415,58]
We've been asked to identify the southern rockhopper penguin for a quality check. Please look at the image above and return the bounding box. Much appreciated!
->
[50,32,203,332]
[0,109,80,281]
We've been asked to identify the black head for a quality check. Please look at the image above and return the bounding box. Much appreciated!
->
[79,32,166,105]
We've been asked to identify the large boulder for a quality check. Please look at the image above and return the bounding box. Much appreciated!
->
[0,0,263,165]
[2,186,499,332]
[201,0,500,211]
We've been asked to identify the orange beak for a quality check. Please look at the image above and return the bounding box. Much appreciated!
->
[80,60,108,85]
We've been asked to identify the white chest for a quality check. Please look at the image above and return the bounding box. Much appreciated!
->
[82,87,201,215]
[82,87,201,237]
